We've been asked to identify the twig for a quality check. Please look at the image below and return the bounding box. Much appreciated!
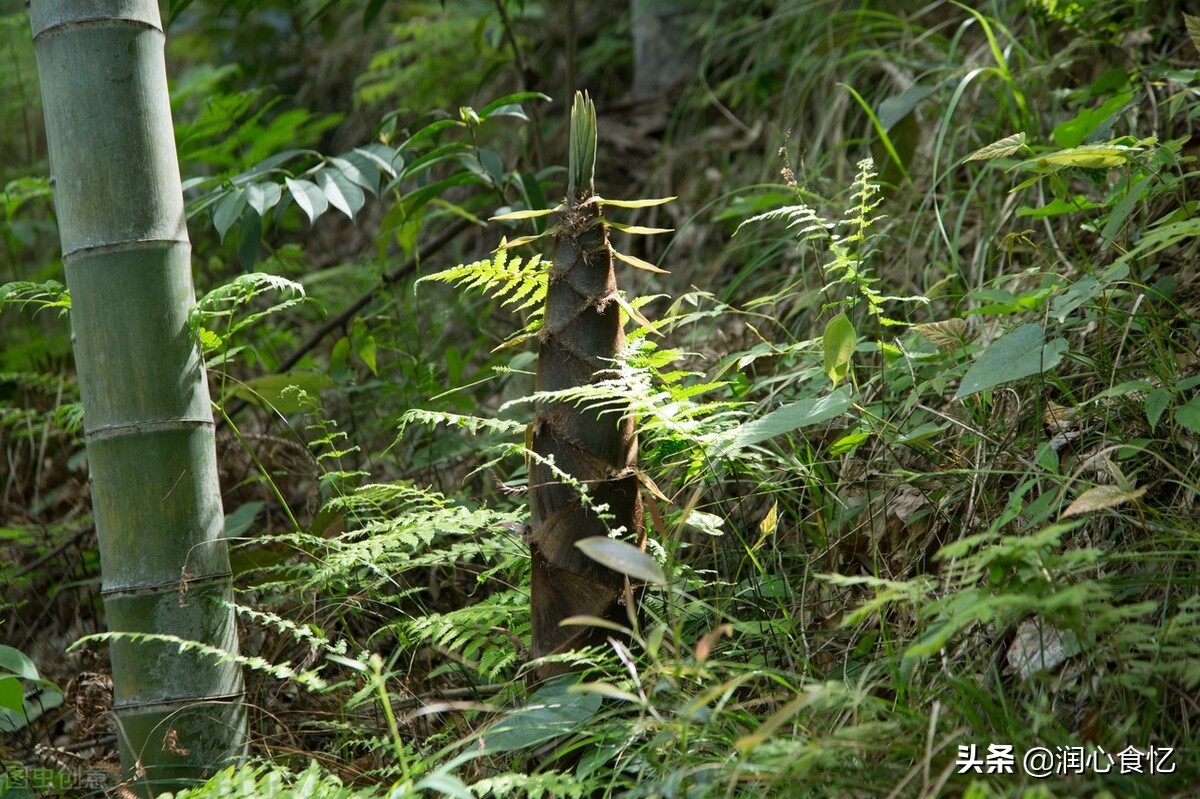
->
[221,217,473,422]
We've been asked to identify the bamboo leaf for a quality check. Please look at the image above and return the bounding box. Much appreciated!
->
[600,196,677,208]
[490,207,557,221]
[576,536,666,584]
[614,292,662,335]
[611,247,669,273]
[604,219,673,235]
[497,232,550,249]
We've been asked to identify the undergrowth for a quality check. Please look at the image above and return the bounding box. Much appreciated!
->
[3,1,1199,798]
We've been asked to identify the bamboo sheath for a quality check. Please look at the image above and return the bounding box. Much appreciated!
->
[528,96,643,665]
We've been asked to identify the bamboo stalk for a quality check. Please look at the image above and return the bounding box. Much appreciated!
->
[30,1,246,792]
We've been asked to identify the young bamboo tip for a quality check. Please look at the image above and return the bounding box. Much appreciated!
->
[567,91,597,201]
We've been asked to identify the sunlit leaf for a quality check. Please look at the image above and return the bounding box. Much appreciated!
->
[611,247,669,273]
[604,219,673,235]
[317,167,365,220]
[285,177,327,225]
[822,312,856,386]
[576,536,665,584]
[914,318,969,351]
[1062,484,1147,518]
[964,132,1026,162]
[1036,144,1140,170]
[599,196,676,208]
[490,207,556,221]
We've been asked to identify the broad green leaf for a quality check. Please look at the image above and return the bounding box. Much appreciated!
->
[684,510,725,537]
[1099,176,1151,250]
[611,247,669,273]
[351,319,378,376]
[1176,394,1200,434]
[479,91,551,117]
[828,430,870,455]
[414,773,473,799]
[1062,484,1147,517]
[877,82,939,130]
[212,189,246,242]
[236,209,262,270]
[576,536,665,584]
[481,102,530,121]
[955,324,1067,399]
[0,675,22,714]
[330,154,380,195]
[223,501,263,537]
[317,167,366,220]
[724,386,854,452]
[1137,386,1166,429]
[965,132,1026,162]
[351,144,399,177]
[0,645,40,681]
[1050,276,1101,321]
[330,336,352,382]
[1053,92,1133,149]
[822,312,856,386]
[244,182,282,217]
[1016,195,1101,218]
[482,680,602,753]
[285,177,327,225]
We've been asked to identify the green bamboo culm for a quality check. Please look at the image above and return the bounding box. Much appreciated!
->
[29,1,247,793]
[528,91,643,672]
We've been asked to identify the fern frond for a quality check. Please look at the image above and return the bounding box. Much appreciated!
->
[416,243,547,318]
[400,589,528,681]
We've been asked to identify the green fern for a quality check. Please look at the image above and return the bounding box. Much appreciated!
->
[738,157,925,325]
[399,588,528,681]
[416,243,547,346]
